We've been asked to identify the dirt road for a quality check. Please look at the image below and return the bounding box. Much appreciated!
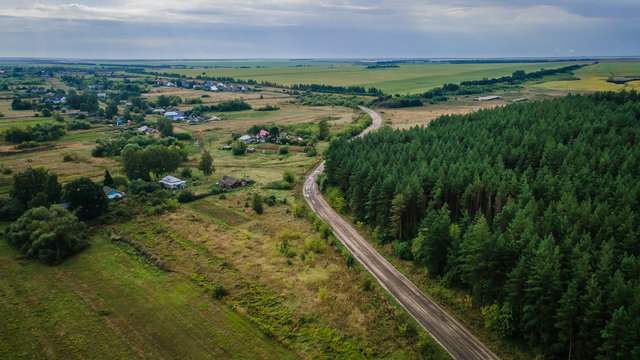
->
[304,107,498,360]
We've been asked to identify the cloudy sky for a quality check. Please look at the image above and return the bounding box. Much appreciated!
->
[1,0,639,59]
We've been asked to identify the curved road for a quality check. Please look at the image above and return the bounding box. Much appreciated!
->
[304,106,499,360]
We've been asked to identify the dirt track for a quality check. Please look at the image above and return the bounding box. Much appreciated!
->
[304,106,499,360]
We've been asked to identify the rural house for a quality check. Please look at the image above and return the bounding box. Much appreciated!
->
[159,175,187,189]
[103,186,126,201]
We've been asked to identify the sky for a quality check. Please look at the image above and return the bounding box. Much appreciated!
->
[1,0,639,59]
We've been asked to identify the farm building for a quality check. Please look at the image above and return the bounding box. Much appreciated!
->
[137,125,159,135]
[217,176,253,189]
[159,175,187,189]
[164,111,185,120]
[239,135,252,142]
[103,186,126,201]
[474,95,502,101]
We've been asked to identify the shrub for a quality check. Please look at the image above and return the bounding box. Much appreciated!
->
[303,237,325,254]
[345,253,355,267]
[128,179,162,195]
[180,167,192,178]
[209,184,226,195]
[232,139,247,155]
[394,241,413,261]
[282,171,295,184]
[264,194,277,207]
[177,190,196,203]
[213,284,228,299]
[279,146,289,155]
[252,193,263,214]
[15,141,40,149]
[173,132,192,141]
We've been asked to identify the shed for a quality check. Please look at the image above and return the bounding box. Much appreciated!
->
[217,176,242,189]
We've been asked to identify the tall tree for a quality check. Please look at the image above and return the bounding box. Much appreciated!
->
[198,149,214,176]
[318,118,330,140]
[103,169,115,187]
[63,177,109,220]
[157,117,174,137]
[11,166,61,208]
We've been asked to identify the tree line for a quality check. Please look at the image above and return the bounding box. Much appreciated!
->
[323,91,640,358]
[291,84,384,96]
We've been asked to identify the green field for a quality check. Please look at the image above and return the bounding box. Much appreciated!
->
[0,238,296,359]
[161,62,581,94]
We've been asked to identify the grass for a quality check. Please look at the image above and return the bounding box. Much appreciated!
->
[108,197,446,359]
[0,238,296,359]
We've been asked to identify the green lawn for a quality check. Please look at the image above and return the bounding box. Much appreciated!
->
[0,238,297,360]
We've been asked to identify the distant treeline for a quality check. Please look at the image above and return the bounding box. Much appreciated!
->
[291,84,384,96]
[366,64,400,69]
[184,99,251,116]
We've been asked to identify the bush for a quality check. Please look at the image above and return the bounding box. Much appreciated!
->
[283,171,295,184]
[279,146,289,155]
[177,190,196,203]
[231,139,247,155]
[263,180,294,190]
[252,193,264,214]
[7,206,87,263]
[304,237,325,254]
[345,253,355,267]
[15,141,40,149]
[264,195,277,207]
[180,167,192,178]
[209,184,226,195]
[173,132,192,141]
[213,284,228,299]
[394,241,413,261]
[128,179,162,195]
[67,120,91,130]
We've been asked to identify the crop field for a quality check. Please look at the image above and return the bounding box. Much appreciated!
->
[532,61,640,91]
[160,62,578,94]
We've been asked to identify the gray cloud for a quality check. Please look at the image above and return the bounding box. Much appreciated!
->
[0,1,637,58]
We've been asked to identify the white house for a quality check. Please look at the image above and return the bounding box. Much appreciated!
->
[239,135,252,142]
[210,85,218,91]
[159,175,187,189]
